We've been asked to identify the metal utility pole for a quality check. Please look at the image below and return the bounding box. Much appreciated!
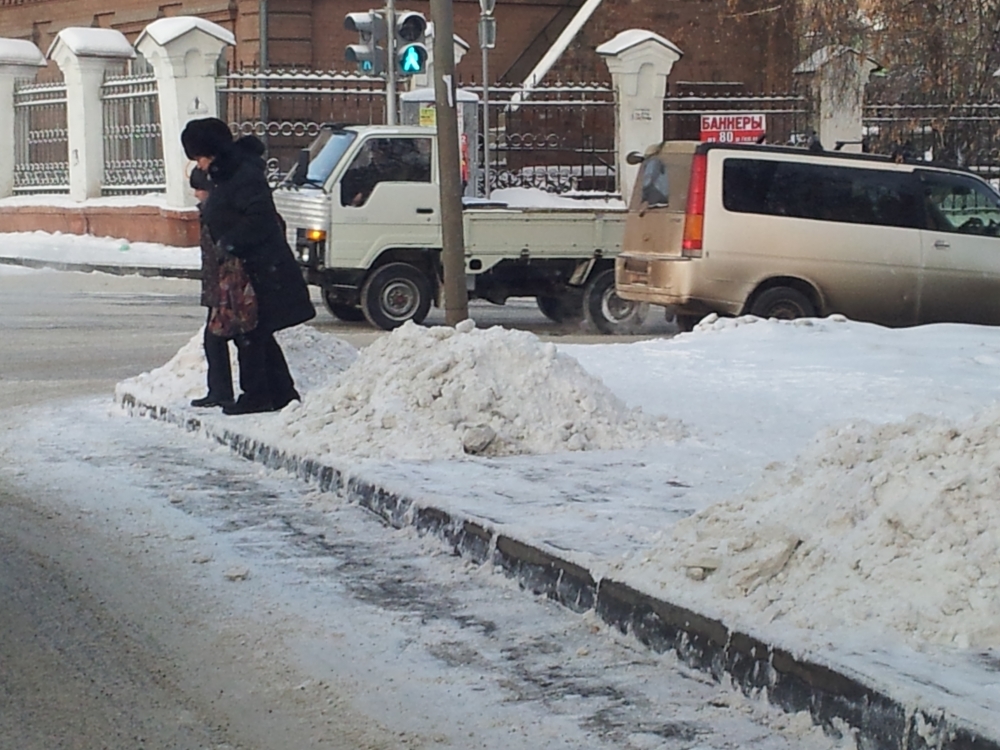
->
[478,0,496,198]
[429,0,469,325]
[385,0,397,125]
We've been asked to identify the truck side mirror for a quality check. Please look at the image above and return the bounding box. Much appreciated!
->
[626,151,645,165]
[292,149,310,186]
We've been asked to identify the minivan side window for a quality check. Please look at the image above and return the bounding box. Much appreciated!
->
[723,158,922,229]
[919,171,1000,237]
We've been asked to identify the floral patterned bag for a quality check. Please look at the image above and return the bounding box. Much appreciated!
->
[208,254,258,338]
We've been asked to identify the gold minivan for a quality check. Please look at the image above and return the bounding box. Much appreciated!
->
[615,141,1000,330]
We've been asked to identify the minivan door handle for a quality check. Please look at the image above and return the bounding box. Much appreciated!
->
[416,207,434,215]
[933,239,951,250]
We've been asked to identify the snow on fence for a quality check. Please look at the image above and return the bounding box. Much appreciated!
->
[13,78,69,194]
[100,57,166,195]
[663,83,814,147]
[467,81,617,195]
[216,66,388,183]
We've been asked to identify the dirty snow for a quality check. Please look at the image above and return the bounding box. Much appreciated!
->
[620,403,1000,650]
[119,319,680,461]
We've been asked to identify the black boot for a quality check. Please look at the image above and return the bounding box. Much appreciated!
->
[222,395,275,415]
[190,394,234,408]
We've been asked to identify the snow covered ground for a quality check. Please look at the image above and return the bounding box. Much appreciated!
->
[4,229,1000,740]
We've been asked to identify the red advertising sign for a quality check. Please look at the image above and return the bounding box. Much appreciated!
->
[700,114,767,143]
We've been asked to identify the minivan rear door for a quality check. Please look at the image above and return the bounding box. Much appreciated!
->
[917,170,1000,324]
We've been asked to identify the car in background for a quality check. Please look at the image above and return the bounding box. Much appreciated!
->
[615,140,1000,329]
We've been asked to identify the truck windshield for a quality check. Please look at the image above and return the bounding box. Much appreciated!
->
[303,129,358,186]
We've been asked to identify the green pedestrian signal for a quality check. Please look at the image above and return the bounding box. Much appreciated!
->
[399,43,428,75]
[394,11,427,77]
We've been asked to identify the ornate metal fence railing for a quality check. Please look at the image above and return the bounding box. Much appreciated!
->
[664,84,814,147]
[13,78,69,194]
[216,67,388,183]
[863,100,1000,180]
[467,81,617,195]
[101,56,166,194]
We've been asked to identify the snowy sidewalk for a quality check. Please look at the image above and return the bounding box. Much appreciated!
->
[0,230,199,278]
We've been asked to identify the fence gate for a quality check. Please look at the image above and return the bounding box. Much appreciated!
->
[13,78,69,194]
[217,67,387,183]
[664,82,813,147]
[101,56,166,194]
[471,81,617,195]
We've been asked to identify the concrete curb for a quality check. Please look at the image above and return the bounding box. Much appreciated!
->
[0,256,199,280]
[118,393,999,750]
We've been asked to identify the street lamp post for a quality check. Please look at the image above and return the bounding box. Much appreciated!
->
[478,0,495,198]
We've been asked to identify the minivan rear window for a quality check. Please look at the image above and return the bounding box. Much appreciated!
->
[723,158,922,229]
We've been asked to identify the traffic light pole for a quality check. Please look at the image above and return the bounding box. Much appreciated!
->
[429,0,469,325]
[385,0,397,125]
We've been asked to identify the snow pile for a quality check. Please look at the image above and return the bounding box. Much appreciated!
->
[691,312,850,333]
[277,321,680,460]
[116,326,358,406]
[623,406,1000,649]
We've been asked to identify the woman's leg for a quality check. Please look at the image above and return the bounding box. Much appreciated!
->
[228,328,273,412]
[192,311,234,406]
[262,333,299,409]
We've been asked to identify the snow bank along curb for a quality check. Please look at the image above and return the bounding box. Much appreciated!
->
[116,393,999,750]
[0,255,198,280]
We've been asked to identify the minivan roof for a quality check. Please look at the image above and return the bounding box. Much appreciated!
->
[694,141,976,176]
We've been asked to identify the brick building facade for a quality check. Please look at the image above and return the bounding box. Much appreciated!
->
[0,0,796,90]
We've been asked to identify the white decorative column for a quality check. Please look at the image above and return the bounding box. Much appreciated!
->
[598,30,682,198]
[136,17,234,208]
[0,39,47,198]
[794,46,881,153]
[47,29,135,202]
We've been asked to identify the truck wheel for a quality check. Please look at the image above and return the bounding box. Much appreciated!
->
[361,262,433,330]
[536,293,584,324]
[321,288,366,322]
[749,286,816,320]
[584,269,648,334]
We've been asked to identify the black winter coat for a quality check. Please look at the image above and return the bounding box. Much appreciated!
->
[202,139,315,333]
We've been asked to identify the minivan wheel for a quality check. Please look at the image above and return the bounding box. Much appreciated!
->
[584,269,648,334]
[361,262,433,330]
[749,286,816,320]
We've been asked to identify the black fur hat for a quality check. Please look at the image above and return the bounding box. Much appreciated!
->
[181,117,233,160]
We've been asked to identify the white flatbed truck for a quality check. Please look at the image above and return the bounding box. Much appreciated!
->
[272,124,646,332]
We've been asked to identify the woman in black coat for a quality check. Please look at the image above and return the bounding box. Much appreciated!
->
[181,117,316,415]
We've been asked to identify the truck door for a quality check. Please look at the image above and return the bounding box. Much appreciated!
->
[917,170,1000,324]
[329,136,441,266]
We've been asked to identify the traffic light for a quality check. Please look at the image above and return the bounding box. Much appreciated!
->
[344,11,386,76]
[394,11,428,76]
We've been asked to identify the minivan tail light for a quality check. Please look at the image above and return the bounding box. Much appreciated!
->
[682,153,707,257]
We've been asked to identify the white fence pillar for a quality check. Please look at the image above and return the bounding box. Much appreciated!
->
[598,30,682,198]
[136,18,234,209]
[48,29,135,202]
[0,40,47,199]
[795,46,881,153]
